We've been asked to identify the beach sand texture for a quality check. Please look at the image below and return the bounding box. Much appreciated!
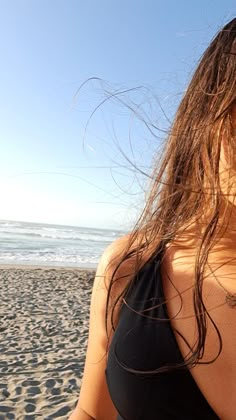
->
[0,266,95,420]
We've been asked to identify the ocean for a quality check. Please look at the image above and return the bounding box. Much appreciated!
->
[0,220,125,268]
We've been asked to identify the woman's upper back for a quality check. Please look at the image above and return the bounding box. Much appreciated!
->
[160,243,236,419]
[105,237,236,419]
[74,235,236,419]
[106,251,219,419]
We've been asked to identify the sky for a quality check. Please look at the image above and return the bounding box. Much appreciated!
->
[0,1,235,229]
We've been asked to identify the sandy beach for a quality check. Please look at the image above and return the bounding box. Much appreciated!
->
[0,265,95,420]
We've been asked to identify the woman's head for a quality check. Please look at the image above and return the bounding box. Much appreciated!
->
[106,18,236,373]
[140,18,236,242]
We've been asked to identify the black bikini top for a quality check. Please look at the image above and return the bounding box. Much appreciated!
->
[105,255,219,420]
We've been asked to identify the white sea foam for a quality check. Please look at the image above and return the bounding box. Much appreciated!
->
[0,220,125,268]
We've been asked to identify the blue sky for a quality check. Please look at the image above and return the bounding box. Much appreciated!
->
[0,1,235,228]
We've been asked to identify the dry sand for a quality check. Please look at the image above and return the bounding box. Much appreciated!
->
[0,265,95,420]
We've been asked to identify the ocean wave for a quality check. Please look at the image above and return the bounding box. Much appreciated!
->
[0,251,99,268]
[0,220,123,268]
[0,230,115,242]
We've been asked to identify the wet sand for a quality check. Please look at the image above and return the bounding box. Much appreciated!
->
[0,265,95,419]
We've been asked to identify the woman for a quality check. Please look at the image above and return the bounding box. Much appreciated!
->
[70,18,236,419]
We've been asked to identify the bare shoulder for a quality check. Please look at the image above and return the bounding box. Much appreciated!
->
[68,234,133,420]
[96,233,137,292]
[90,233,133,323]
[100,233,133,268]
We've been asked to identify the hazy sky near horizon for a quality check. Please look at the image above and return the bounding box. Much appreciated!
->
[0,1,235,229]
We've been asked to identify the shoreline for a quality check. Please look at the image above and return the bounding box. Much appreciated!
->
[0,263,96,272]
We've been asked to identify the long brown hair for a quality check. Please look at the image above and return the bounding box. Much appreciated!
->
[105,18,236,373]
